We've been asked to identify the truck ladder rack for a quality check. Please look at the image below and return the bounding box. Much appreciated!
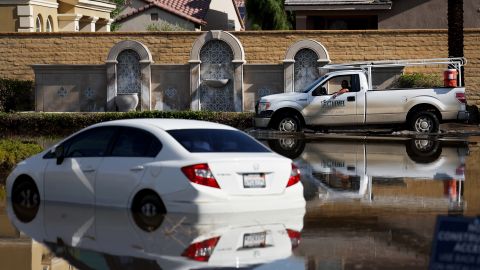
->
[322,57,466,88]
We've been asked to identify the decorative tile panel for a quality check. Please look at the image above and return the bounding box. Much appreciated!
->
[258,86,272,98]
[57,86,67,97]
[294,48,319,92]
[165,87,177,98]
[117,49,141,94]
[199,40,234,111]
[85,87,94,99]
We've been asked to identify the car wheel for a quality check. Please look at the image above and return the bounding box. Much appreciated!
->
[11,179,40,223]
[406,139,442,164]
[409,111,439,133]
[277,114,301,132]
[131,192,166,232]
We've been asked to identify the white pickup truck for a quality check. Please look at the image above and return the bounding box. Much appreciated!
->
[254,58,469,133]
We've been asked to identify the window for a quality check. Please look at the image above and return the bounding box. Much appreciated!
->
[46,16,53,32]
[151,13,159,21]
[35,15,43,32]
[167,129,271,153]
[316,173,361,192]
[64,127,118,157]
[228,19,235,30]
[312,74,360,96]
[110,127,162,157]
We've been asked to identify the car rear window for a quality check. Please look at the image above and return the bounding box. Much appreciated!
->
[167,129,271,153]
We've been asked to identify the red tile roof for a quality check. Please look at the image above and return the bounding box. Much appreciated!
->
[116,0,211,25]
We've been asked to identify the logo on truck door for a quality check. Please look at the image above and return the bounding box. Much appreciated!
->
[321,99,345,107]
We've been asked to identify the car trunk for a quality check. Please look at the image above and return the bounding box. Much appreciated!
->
[192,153,292,195]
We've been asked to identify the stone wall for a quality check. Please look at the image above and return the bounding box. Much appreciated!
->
[1,29,479,104]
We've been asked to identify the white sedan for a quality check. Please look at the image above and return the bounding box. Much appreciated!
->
[7,119,305,215]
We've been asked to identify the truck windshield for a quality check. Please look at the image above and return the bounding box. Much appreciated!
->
[302,75,327,93]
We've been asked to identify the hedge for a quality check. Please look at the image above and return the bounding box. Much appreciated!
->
[0,111,255,136]
[0,139,43,170]
[0,78,34,112]
[395,73,443,88]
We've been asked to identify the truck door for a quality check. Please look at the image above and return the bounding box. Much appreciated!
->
[303,74,361,126]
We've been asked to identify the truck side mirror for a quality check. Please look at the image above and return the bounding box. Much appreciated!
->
[313,87,327,96]
[320,87,327,95]
[55,145,65,165]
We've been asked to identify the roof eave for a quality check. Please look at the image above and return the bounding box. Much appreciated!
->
[115,2,207,26]
[285,4,392,11]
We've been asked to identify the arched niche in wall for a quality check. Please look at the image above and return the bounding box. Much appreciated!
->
[190,30,245,112]
[283,40,330,92]
[106,40,153,111]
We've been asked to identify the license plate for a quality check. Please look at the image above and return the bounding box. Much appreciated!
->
[243,232,266,248]
[243,174,265,188]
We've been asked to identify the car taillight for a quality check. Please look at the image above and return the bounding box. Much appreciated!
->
[286,229,301,250]
[181,236,220,262]
[286,163,300,187]
[456,92,467,103]
[182,163,220,189]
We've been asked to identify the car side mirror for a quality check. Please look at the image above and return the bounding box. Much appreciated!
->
[55,145,65,165]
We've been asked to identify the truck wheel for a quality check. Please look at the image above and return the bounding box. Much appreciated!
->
[267,138,305,159]
[277,114,301,132]
[409,111,439,133]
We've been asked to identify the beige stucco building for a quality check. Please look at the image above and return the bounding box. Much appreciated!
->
[115,0,244,32]
[286,0,480,30]
[0,0,116,33]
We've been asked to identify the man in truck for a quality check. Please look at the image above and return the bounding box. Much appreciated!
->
[332,80,350,98]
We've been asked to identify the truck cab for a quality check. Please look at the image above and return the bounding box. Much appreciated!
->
[256,70,367,131]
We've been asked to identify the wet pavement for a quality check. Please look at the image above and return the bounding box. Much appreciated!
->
[1,128,480,269]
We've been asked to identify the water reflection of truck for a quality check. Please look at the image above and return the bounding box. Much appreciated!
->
[268,138,468,206]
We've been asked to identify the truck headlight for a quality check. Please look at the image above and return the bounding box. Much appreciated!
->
[258,102,270,112]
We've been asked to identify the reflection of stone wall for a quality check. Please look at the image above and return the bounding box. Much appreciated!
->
[33,65,107,112]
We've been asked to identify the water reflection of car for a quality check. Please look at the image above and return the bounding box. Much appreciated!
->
[7,119,305,216]
[8,202,305,270]
[268,138,468,202]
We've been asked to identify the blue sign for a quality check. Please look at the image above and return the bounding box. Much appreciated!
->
[430,216,480,270]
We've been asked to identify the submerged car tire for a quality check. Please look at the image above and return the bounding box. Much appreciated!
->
[11,178,40,223]
[131,191,166,232]
[409,111,439,133]
[406,139,442,164]
[277,114,301,132]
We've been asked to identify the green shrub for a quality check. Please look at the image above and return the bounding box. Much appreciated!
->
[146,21,188,31]
[0,139,43,170]
[0,78,35,112]
[396,73,443,88]
[0,185,5,202]
[0,111,255,136]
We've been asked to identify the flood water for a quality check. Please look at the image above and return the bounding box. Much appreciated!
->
[1,135,480,270]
